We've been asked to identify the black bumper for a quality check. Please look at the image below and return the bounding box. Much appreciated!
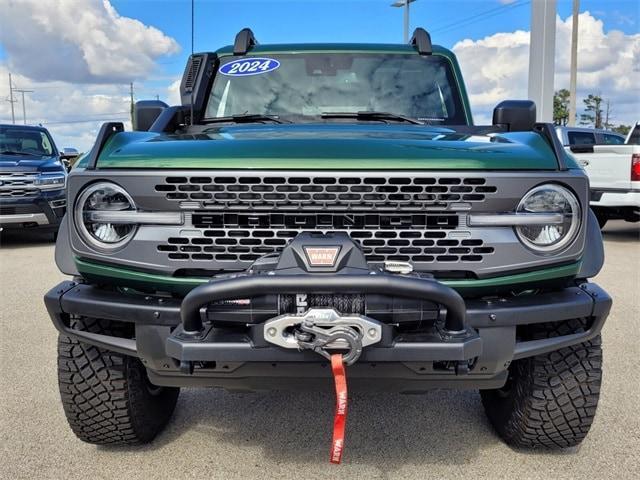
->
[44,276,611,390]
[0,194,66,229]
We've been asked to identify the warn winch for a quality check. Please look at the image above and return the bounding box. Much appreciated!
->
[167,232,479,373]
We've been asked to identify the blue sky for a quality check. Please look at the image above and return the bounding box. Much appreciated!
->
[0,0,638,150]
[108,0,639,79]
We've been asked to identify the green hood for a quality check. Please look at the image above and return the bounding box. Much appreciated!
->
[95,124,559,170]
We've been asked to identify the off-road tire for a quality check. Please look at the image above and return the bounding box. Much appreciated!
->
[480,319,602,449]
[57,317,179,445]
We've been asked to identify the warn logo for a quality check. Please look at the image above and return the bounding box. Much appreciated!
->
[303,246,341,267]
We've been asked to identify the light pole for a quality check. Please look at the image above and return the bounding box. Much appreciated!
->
[391,0,416,43]
[568,0,579,126]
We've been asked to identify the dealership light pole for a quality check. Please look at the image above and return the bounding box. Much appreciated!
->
[528,0,557,122]
[391,0,416,43]
[568,0,579,126]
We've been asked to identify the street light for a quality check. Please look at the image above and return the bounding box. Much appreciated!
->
[391,0,416,43]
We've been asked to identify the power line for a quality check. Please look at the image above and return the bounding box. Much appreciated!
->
[431,0,531,34]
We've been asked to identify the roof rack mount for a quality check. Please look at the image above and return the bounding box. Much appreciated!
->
[234,28,259,55]
[410,28,432,55]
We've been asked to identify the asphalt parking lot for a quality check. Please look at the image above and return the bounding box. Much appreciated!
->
[1,221,638,480]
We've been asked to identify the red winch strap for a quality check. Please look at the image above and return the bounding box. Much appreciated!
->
[330,354,348,464]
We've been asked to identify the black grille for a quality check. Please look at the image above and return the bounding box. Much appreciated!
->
[155,175,497,211]
[156,228,494,265]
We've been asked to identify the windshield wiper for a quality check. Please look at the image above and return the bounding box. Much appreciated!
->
[204,113,291,124]
[320,111,424,125]
[0,150,36,156]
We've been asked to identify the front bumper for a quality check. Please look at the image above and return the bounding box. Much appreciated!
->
[0,192,66,229]
[44,275,611,392]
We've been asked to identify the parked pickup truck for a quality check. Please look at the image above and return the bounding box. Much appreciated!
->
[0,124,70,239]
[45,28,611,454]
[566,123,640,228]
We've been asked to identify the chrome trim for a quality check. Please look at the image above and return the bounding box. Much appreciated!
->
[514,184,581,254]
[0,213,49,225]
[74,182,137,252]
[468,213,564,226]
[87,211,184,225]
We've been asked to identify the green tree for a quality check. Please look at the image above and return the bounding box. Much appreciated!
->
[612,124,631,136]
[579,94,604,128]
[553,89,570,125]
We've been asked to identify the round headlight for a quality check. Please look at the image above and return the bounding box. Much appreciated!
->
[515,184,581,253]
[74,182,137,251]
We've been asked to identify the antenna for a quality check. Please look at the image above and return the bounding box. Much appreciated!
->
[190,0,194,126]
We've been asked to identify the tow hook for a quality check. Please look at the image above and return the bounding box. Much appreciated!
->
[295,320,363,366]
[263,308,383,366]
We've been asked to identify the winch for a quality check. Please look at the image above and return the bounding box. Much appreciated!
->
[263,308,383,365]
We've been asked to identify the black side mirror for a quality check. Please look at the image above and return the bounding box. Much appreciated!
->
[492,100,536,132]
[134,100,169,131]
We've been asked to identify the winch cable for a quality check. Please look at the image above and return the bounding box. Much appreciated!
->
[330,354,348,464]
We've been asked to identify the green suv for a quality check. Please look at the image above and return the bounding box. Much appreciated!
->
[45,28,610,450]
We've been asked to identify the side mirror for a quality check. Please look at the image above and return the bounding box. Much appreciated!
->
[134,100,169,131]
[492,100,536,132]
[59,147,79,171]
[60,147,79,159]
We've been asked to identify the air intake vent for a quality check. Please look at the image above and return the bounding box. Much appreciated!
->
[183,56,202,92]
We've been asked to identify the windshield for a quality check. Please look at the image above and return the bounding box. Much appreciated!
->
[0,126,55,156]
[206,53,467,124]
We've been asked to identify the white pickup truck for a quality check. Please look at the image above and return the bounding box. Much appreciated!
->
[562,123,640,229]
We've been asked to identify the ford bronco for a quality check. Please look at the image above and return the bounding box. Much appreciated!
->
[45,28,611,451]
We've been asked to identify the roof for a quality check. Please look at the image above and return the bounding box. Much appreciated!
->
[0,124,48,131]
[213,43,453,57]
[555,125,624,136]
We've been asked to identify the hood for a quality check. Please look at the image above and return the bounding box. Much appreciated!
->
[95,124,559,170]
[0,153,65,173]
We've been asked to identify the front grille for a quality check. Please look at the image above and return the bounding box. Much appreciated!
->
[156,225,494,265]
[155,175,498,211]
[0,172,39,198]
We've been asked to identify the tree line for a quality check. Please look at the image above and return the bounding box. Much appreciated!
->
[553,89,632,135]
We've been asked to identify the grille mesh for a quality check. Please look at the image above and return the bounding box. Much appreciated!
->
[157,228,494,265]
[155,175,497,211]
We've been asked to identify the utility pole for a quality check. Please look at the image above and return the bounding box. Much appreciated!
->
[8,73,16,124]
[391,0,416,43]
[568,0,579,126]
[528,0,557,122]
[129,82,134,127]
[14,88,34,124]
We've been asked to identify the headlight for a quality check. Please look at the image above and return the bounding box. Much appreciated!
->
[515,184,581,253]
[36,174,66,189]
[74,182,137,251]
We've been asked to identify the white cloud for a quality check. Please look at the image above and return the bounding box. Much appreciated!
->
[453,11,640,126]
[167,78,182,106]
[0,0,181,151]
[0,0,179,83]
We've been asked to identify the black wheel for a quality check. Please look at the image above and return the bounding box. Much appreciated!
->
[57,317,179,445]
[480,319,602,449]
